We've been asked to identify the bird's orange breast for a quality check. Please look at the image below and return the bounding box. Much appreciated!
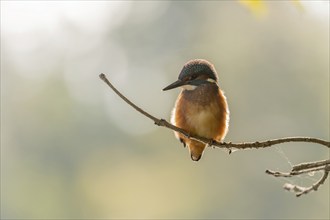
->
[171,83,229,141]
[171,83,229,161]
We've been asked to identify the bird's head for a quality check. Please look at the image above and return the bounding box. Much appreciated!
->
[163,59,218,91]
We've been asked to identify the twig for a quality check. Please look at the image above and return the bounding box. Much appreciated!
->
[99,73,330,197]
[267,163,330,197]
[292,159,330,172]
[99,73,329,150]
[266,160,330,177]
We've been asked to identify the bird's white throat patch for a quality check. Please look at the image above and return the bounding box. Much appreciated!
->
[182,85,197,91]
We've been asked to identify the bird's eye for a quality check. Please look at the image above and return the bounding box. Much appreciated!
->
[187,74,197,81]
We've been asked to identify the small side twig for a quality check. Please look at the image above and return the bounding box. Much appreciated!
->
[266,163,330,197]
[266,160,330,177]
[99,73,330,197]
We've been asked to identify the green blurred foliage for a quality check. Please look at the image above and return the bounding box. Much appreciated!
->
[1,1,329,219]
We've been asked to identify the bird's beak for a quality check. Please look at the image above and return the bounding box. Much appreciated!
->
[163,79,186,91]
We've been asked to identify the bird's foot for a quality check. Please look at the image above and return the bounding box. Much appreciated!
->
[179,138,186,148]
[207,139,216,148]
[185,132,191,139]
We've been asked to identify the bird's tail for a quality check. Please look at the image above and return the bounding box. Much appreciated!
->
[187,140,206,161]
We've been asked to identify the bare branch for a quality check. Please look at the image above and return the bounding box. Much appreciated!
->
[99,73,330,150]
[99,73,330,197]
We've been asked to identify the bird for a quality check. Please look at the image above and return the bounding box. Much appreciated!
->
[163,59,229,161]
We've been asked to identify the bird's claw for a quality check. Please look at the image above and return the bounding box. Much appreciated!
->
[208,139,216,147]
[179,138,186,148]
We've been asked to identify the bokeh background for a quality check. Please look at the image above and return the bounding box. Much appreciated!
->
[1,1,329,219]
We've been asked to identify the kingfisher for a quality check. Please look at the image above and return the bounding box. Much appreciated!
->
[163,59,229,161]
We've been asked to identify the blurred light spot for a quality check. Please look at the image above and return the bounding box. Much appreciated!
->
[239,0,268,18]
[291,0,304,12]
[3,32,62,81]
[302,0,329,20]
[2,1,131,34]
[2,1,131,81]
